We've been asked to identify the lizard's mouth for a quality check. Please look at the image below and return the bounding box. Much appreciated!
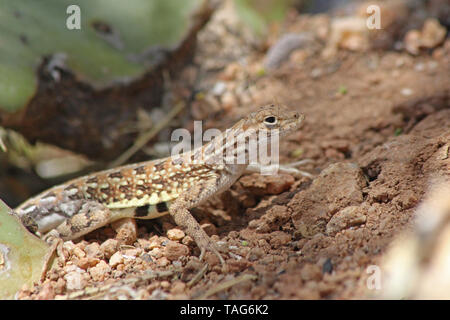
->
[279,113,305,136]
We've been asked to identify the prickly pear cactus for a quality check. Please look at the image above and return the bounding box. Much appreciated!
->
[0,200,49,299]
[0,0,213,160]
[0,0,202,112]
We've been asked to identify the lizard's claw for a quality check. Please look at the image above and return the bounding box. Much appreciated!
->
[40,234,64,283]
[42,229,61,243]
[198,240,226,268]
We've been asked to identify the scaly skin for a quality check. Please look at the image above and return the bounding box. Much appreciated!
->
[14,104,305,264]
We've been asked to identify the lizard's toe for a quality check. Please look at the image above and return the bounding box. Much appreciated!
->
[278,159,314,178]
[198,239,226,267]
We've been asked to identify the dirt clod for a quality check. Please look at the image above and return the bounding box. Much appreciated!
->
[326,206,367,236]
[164,241,190,261]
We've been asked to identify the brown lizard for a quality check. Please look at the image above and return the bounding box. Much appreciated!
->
[14,104,306,265]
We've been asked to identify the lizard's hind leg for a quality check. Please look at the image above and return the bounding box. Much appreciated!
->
[39,202,133,282]
[47,201,133,241]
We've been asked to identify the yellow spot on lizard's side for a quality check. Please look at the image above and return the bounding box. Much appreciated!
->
[160,191,171,202]
[149,193,160,204]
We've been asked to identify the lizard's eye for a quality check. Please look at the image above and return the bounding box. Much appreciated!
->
[264,116,277,126]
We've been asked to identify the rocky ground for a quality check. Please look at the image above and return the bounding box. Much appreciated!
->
[13,0,450,299]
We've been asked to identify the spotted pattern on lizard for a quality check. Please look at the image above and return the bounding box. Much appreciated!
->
[14,104,305,264]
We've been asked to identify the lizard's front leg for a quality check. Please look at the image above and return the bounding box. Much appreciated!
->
[168,179,226,266]
[246,159,313,177]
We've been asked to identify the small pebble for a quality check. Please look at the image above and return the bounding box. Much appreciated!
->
[36,282,55,300]
[221,62,240,81]
[310,68,322,79]
[164,241,190,261]
[212,81,226,96]
[100,239,119,259]
[322,258,333,274]
[72,246,86,259]
[123,248,141,257]
[109,251,124,268]
[221,91,237,111]
[414,63,425,71]
[141,253,153,263]
[64,270,86,291]
[112,218,137,245]
[400,88,413,96]
[89,260,111,282]
[247,247,265,261]
[167,228,185,241]
[157,257,170,267]
[182,235,195,246]
[75,257,99,270]
[300,264,322,281]
[148,240,160,250]
[326,206,367,236]
[149,247,163,259]
[85,242,103,259]
[170,281,186,295]
[137,238,152,250]
[269,231,291,248]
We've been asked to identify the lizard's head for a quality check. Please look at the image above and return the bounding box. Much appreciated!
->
[242,104,304,138]
[199,104,304,166]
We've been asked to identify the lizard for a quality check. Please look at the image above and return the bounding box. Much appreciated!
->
[13,104,306,265]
